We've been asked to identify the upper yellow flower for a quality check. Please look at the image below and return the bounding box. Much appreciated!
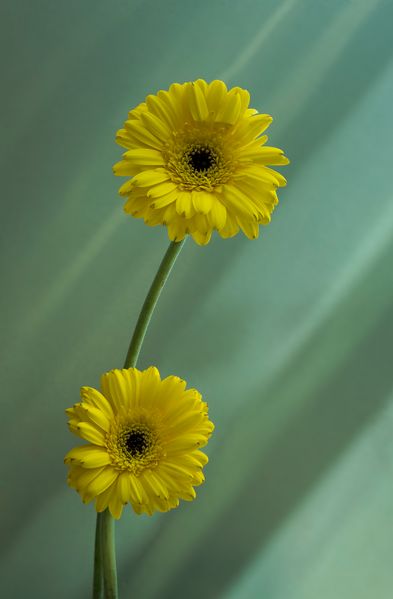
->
[114,79,289,245]
[64,367,214,518]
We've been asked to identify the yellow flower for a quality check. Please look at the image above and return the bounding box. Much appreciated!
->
[113,79,289,245]
[64,367,214,518]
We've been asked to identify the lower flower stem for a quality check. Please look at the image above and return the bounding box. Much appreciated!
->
[92,238,186,598]
[101,510,118,599]
[92,514,103,598]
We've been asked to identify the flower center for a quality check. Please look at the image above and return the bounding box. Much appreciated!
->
[106,417,163,475]
[187,147,215,173]
[164,125,234,192]
[125,428,151,458]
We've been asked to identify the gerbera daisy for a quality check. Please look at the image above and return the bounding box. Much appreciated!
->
[64,367,214,518]
[113,79,289,245]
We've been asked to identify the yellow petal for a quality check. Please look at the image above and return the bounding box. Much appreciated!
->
[95,483,114,513]
[178,486,197,501]
[167,217,187,243]
[157,89,181,128]
[191,190,213,214]
[86,467,118,498]
[80,404,111,432]
[194,78,209,93]
[245,114,273,139]
[136,366,161,408]
[188,82,209,121]
[128,101,148,120]
[215,91,241,125]
[237,165,287,187]
[117,472,132,503]
[71,466,105,494]
[147,181,177,200]
[77,422,106,446]
[190,228,212,245]
[236,180,276,216]
[218,212,239,239]
[145,471,170,499]
[236,215,260,240]
[144,206,165,226]
[124,194,148,217]
[262,166,287,187]
[254,147,290,165]
[115,129,135,150]
[230,87,250,114]
[221,184,259,218]
[100,369,131,412]
[118,179,134,196]
[175,191,194,217]
[65,445,110,468]
[167,82,187,117]
[206,80,228,115]
[160,462,194,479]
[189,450,209,467]
[163,202,178,224]
[146,93,176,128]
[71,468,105,491]
[123,148,165,166]
[132,168,170,187]
[124,120,163,150]
[139,110,171,140]
[109,491,124,520]
[208,197,227,229]
[129,476,144,504]
[112,160,134,176]
[80,387,114,421]
[150,188,178,208]
[66,404,87,426]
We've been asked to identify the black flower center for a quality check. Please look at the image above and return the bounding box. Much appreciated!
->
[187,147,215,172]
[125,429,150,458]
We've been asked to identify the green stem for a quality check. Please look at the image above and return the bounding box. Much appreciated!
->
[92,514,103,598]
[92,238,186,598]
[101,510,118,599]
[124,239,186,369]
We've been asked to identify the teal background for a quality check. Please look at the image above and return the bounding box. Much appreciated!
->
[1,0,393,597]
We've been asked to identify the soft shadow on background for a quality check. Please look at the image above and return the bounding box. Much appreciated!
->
[1,1,393,598]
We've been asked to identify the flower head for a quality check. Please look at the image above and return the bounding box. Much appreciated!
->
[65,367,214,518]
[114,79,289,245]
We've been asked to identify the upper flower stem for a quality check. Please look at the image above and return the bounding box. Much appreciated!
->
[123,238,186,369]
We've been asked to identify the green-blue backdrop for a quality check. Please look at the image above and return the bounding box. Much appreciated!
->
[1,0,393,597]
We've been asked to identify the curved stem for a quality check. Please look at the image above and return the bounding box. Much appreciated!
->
[92,238,186,598]
[124,239,186,369]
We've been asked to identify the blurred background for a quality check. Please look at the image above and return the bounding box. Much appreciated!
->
[1,0,393,597]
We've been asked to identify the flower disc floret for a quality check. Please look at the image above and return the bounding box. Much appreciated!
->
[114,79,289,245]
[64,367,214,518]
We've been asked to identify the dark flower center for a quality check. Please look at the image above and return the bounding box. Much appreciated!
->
[187,147,215,172]
[125,429,150,458]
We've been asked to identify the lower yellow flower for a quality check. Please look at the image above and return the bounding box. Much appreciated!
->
[64,367,214,518]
